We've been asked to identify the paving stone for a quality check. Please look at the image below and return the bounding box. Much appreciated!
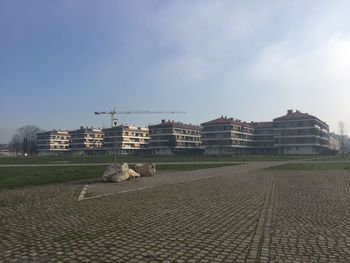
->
[1,163,350,262]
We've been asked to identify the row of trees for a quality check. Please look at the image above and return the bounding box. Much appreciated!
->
[8,125,43,155]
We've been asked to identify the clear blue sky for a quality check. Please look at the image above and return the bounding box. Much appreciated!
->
[1,0,350,143]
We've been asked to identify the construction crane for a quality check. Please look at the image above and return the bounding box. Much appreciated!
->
[94,108,185,128]
[94,108,185,163]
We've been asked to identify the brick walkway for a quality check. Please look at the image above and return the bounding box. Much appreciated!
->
[1,164,350,262]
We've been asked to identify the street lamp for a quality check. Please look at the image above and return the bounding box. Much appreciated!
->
[113,119,117,164]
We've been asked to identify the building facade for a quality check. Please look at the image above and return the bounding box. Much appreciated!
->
[148,120,203,155]
[0,144,14,156]
[34,109,332,156]
[252,122,277,155]
[69,127,103,155]
[273,110,330,155]
[201,110,330,155]
[103,125,150,155]
[36,130,70,155]
[201,117,255,155]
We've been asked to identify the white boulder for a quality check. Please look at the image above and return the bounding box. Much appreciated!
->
[102,163,130,182]
[128,168,140,178]
[134,163,156,177]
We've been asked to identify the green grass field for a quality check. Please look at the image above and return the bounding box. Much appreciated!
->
[0,166,107,190]
[0,154,336,189]
[0,154,313,165]
[0,163,239,190]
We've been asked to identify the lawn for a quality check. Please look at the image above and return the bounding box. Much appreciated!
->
[0,163,239,190]
[0,166,107,190]
[0,154,312,165]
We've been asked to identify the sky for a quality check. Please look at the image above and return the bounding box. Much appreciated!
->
[1,0,350,143]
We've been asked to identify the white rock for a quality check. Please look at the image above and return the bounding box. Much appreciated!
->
[128,168,140,178]
[102,163,130,182]
[134,163,156,177]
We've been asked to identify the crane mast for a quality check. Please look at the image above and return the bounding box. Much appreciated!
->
[94,109,116,128]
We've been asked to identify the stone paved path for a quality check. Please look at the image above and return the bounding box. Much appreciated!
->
[1,163,350,262]
[81,162,279,200]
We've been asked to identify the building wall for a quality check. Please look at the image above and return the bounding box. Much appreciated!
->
[201,111,330,156]
[273,111,330,155]
[69,127,103,155]
[36,130,70,155]
[201,118,255,155]
[34,110,332,156]
[103,125,149,155]
[252,123,277,155]
[149,120,203,155]
[278,146,324,155]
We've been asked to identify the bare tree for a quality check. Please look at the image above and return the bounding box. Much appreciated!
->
[339,121,346,158]
[8,134,22,154]
[9,125,43,155]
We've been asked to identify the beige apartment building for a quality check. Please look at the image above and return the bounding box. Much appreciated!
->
[148,120,203,154]
[273,110,330,155]
[103,125,149,155]
[69,127,103,155]
[201,117,255,155]
[36,130,70,155]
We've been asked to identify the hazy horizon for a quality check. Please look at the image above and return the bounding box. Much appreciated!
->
[1,0,350,143]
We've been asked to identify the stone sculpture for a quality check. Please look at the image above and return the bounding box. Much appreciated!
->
[133,163,156,177]
[102,163,141,182]
[102,163,130,182]
[128,168,140,178]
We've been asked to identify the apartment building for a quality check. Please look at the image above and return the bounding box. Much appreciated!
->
[69,127,103,155]
[0,144,13,156]
[36,130,70,155]
[33,109,332,156]
[200,110,330,155]
[201,116,255,155]
[148,120,203,154]
[103,125,149,155]
[252,122,277,155]
[273,110,330,155]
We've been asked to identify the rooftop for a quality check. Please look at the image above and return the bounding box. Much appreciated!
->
[201,116,254,128]
[273,109,328,126]
[149,120,201,130]
[251,122,273,129]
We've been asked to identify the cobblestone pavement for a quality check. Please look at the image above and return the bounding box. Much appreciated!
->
[1,164,350,262]
[266,169,350,263]
[83,162,279,199]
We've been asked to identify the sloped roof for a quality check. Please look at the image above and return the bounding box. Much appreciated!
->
[273,111,315,121]
[201,117,253,128]
[273,110,327,126]
[149,121,201,131]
